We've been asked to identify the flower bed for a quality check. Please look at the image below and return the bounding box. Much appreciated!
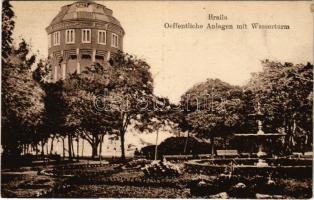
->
[187,174,312,198]
[65,173,188,189]
[185,158,312,178]
[50,184,191,198]
[51,164,123,177]
[141,160,181,178]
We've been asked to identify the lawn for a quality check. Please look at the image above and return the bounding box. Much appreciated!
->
[1,160,312,198]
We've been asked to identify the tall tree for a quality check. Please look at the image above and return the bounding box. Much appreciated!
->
[2,0,15,63]
[2,0,46,160]
[63,63,120,158]
[246,60,313,152]
[2,43,45,159]
[33,59,69,157]
[105,52,155,160]
[180,78,245,154]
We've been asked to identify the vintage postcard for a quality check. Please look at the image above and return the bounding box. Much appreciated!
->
[1,0,313,198]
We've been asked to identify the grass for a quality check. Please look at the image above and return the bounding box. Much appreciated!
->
[1,161,312,198]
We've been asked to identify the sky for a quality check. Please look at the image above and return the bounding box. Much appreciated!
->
[11,1,313,103]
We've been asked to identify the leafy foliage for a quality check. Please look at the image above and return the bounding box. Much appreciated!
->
[158,136,212,155]
[2,0,45,158]
[105,52,155,159]
[181,79,245,139]
[246,60,313,151]
[2,0,15,62]
[2,47,45,156]
[62,63,120,157]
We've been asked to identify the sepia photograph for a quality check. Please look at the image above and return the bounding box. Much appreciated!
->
[1,0,313,198]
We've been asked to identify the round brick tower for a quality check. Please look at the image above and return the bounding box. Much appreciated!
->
[46,0,124,81]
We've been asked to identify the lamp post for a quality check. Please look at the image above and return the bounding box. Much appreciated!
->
[154,129,159,161]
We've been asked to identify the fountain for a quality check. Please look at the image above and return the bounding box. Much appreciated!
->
[185,101,312,178]
[184,102,312,198]
[234,102,286,167]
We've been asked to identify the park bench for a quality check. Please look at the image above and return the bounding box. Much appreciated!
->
[216,150,239,158]
[134,155,146,159]
[292,152,303,158]
[239,152,250,158]
[163,155,193,161]
[198,154,212,159]
[303,152,313,158]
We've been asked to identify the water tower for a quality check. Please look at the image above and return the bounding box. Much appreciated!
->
[46,0,124,81]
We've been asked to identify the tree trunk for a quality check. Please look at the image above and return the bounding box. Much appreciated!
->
[81,139,84,158]
[41,140,44,156]
[46,140,49,155]
[68,135,72,161]
[50,136,55,154]
[120,132,126,161]
[211,136,215,155]
[99,135,104,163]
[35,144,38,156]
[92,144,98,158]
[62,138,65,159]
[76,136,79,161]
[183,132,189,154]
[71,137,75,158]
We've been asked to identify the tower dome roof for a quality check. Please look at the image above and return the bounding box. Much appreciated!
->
[47,0,123,32]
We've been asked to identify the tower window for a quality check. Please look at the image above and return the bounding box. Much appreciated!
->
[111,33,118,48]
[53,31,60,46]
[82,29,91,43]
[82,54,91,59]
[48,34,52,48]
[95,55,104,60]
[98,30,106,45]
[66,29,75,44]
[70,55,77,59]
